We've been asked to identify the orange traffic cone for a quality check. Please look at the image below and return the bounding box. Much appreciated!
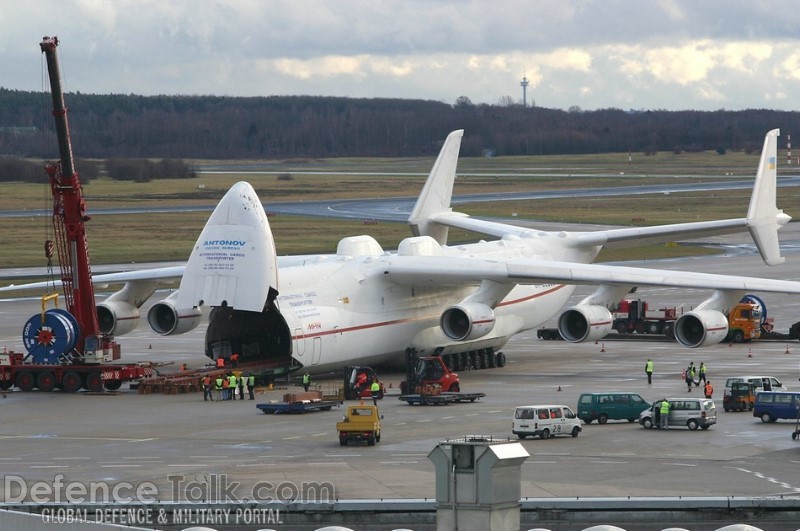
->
[557,385,562,391]
[747,348,753,358]
[785,345,790,354]
[601,342,606,352]
[728,342,733,347]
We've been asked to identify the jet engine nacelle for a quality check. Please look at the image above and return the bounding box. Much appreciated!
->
[557,305,614,343]
[147,297,203,336]
[440,302,496,341]
[674,310,729,348]
[96,300,140,336]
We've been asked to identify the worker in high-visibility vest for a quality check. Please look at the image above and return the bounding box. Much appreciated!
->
[659,399,670,430]
[228,374,238,400]
[302,372,311,392]
[248,374,256,400]
[222,377,230,400]
[239,373,247,401]
[371,379,381,406]
[202,375,213,401]
[215,376,224,401]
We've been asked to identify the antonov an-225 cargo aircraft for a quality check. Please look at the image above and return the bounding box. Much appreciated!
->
[5,128,800,374]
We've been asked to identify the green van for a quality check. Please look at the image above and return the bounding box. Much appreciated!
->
[577,392,651,424]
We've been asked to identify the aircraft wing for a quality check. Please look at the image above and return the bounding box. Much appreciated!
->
[0,265,186,294]
[384,255,800,295]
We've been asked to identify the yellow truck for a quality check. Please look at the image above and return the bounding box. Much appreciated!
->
[336,404,382,446]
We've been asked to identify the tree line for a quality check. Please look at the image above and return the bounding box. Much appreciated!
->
[0,87,797,162]
[0,156,192,184]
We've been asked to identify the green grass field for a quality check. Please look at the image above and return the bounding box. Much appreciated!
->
[2,148,796,270]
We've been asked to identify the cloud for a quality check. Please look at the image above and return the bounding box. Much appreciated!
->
[4,0,800,110]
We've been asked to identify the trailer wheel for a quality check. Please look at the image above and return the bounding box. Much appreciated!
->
[85,372,103,392]
[495,352,506,367]
[339,438,347,446]
[16,371,35,392]
[61,372,81,393]
[104,380,122,391]
[36,371,56,392]
[0,379,12,390]
[450,384,460,393]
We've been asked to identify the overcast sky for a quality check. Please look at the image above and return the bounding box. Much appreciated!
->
[3,1,800,112]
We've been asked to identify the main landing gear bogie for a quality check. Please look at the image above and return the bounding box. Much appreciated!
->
[441,350,506,372]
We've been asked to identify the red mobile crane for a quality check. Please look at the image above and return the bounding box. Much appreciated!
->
[0,37,153,392]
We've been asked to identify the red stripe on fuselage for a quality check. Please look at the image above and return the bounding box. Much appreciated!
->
[290,284,568,340]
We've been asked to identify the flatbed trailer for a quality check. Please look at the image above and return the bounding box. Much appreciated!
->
[398,392,485,405]
[257,400,340,414]
[256,389,341,414]
[0,351,155,392]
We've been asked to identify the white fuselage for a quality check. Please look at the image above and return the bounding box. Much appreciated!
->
[276,235,595,371]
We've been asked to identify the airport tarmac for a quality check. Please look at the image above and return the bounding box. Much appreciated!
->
[2,230,800,531]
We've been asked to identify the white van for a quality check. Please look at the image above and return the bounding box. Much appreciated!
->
[639,398,717,430]
[724,375,786,397]
[512,405,582,439]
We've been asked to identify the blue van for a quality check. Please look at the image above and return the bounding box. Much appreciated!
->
[753,391,800,423]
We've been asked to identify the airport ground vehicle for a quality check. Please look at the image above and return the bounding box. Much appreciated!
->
[724,376,786,396]
[257,390,340,414]
[612,298,762,342]
[639,398,717,430]
[539,296,764,343]
[400,352,461,393]
[512,405,582,439]
[343,366,385,400]
[753,391,800,423]
[336,404,382,446]
[398,350,485,405]
[723,382,756,412]
[0,38,154,392]
[577,392,650,424]
[611,299,683,336]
